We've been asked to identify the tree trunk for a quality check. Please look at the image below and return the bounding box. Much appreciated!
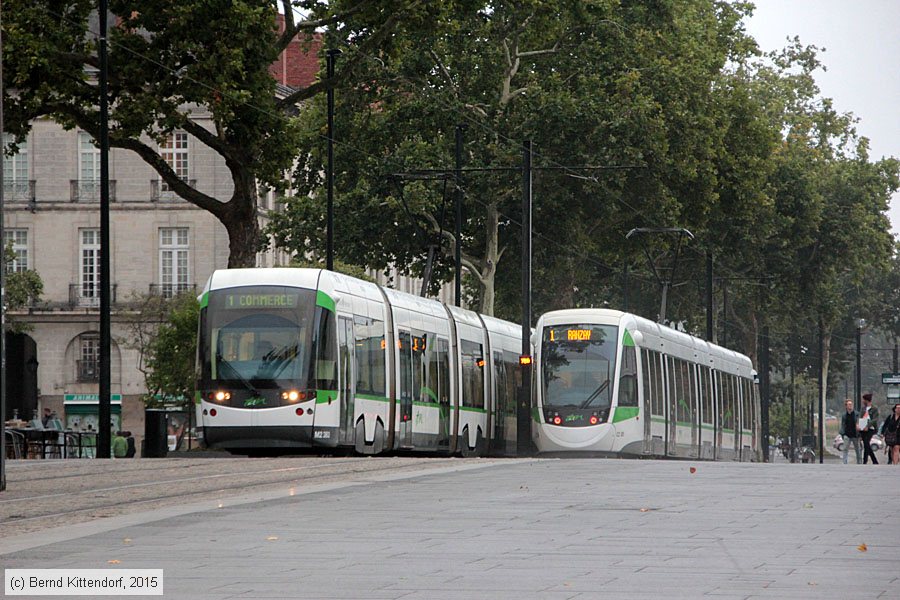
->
[221,175,262,268]
[477,202,501,316]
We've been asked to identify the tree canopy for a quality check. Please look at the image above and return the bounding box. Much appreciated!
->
[3,0,457,266]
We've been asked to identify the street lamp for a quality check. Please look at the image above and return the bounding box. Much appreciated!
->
[856,318,866,412]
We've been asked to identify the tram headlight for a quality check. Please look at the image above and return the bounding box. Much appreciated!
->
[553,415,562,426]
[281,389,306,402]
[590,415,599,425]
[213,390,231,402]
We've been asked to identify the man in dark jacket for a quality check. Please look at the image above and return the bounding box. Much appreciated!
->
[860,393,879,464]
[840,399,861,464]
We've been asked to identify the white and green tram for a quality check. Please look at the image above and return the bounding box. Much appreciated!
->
[196,268,522,455]
[532,309,761,461]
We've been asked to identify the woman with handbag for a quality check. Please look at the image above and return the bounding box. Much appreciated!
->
[880,403,900,465]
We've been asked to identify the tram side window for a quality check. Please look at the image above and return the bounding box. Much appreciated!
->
[617,345,638,407]
[426,337,444,404]
[412,333,426,402]
[354,317,386,396]
[742,379,752,432]
[493,352,504,410]
[435,337,451,406]
[460,340,485,409]
[315,310,338,389]
[504,351,521,416]
[701,367,713,425]
[649,350,665,416]
[723,374,735,431]
[673,358,691,423]
[399,331,412,402]
[641,349,653,411]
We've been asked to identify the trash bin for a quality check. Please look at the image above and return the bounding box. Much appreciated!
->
[144,409,169,458]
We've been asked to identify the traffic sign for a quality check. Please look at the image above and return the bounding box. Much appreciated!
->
[882,373,900,385]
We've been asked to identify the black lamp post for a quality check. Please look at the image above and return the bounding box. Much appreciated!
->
[856,318,865,412]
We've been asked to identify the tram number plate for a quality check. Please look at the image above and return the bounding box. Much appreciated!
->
[314,430,331,439]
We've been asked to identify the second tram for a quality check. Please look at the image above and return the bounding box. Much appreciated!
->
[533,309,761,460]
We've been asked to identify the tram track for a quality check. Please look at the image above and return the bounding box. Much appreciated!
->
[2,456,369,486]
[0,457,485,538]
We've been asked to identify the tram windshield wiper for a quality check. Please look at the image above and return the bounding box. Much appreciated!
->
[216,353,262,396]
[579,378,610,409]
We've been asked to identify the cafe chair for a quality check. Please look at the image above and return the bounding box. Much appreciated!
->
[4,429,25,459]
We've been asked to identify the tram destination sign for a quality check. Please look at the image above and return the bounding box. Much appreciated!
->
[881,373,900,385]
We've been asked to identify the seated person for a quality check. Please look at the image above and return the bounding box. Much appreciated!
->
[112,429,128,458]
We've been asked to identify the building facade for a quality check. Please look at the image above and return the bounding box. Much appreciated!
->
[4,115,232,439]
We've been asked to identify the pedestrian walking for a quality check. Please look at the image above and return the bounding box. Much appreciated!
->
[840,399,861,464]
[860,393,879,464]
[880,403,900,465]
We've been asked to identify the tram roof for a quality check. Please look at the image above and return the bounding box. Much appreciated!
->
[537,308,753,370]
[203,268,323,293]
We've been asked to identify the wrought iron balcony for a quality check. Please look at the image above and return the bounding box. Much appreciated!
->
[70,180,116,203]
[3,180,36,203]
[149,283,197,298]
[76,359,99,383]
[69,284,117,308]
[150,178,196,202]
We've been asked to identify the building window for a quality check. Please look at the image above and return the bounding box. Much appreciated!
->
[78,333,100,382]
[159,227,190,297]
[160,132,189,192]
[77,132,101,201]
[3,229,28,273]
[3,133,29,183]
[79,229,101,305]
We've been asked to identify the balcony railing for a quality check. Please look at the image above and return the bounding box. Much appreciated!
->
[70,180,116,203]
[69,284,117,308]
[149,283,196,298]
[76,359,99,383]
[3,180,36,203]
[150,179,196,202]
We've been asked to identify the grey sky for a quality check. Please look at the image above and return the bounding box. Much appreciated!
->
[744,0,900,233]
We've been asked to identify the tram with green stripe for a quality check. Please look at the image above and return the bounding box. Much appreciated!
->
[533,309,761,461]
[196,268,521,455]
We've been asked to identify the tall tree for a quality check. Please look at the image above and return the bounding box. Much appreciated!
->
[2,0,447,267]
[270,0,758,316]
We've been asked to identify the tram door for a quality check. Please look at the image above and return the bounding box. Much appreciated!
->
[338,317,356,445]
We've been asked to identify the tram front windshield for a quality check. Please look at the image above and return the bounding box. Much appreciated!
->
[200,286,316,390]
[541,324,618,409]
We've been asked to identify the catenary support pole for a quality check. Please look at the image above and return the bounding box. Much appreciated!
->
[326,49,338,271]
[517,140,533,457]
[1,0,7,490]
[761,324,770,462]
[855,323,862,412]
[789,364,796,463]
[454,126,463,307]
[818,318,824,464]
[706,252,714,342]
[98,0,112,458]
[622,262,628,312]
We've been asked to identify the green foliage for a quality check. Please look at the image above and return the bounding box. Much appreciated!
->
[269,0,762,316]
[3,243,43,332]
[135,294,200,406]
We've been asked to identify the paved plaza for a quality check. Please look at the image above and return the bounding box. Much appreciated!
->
[2,458,899,599]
